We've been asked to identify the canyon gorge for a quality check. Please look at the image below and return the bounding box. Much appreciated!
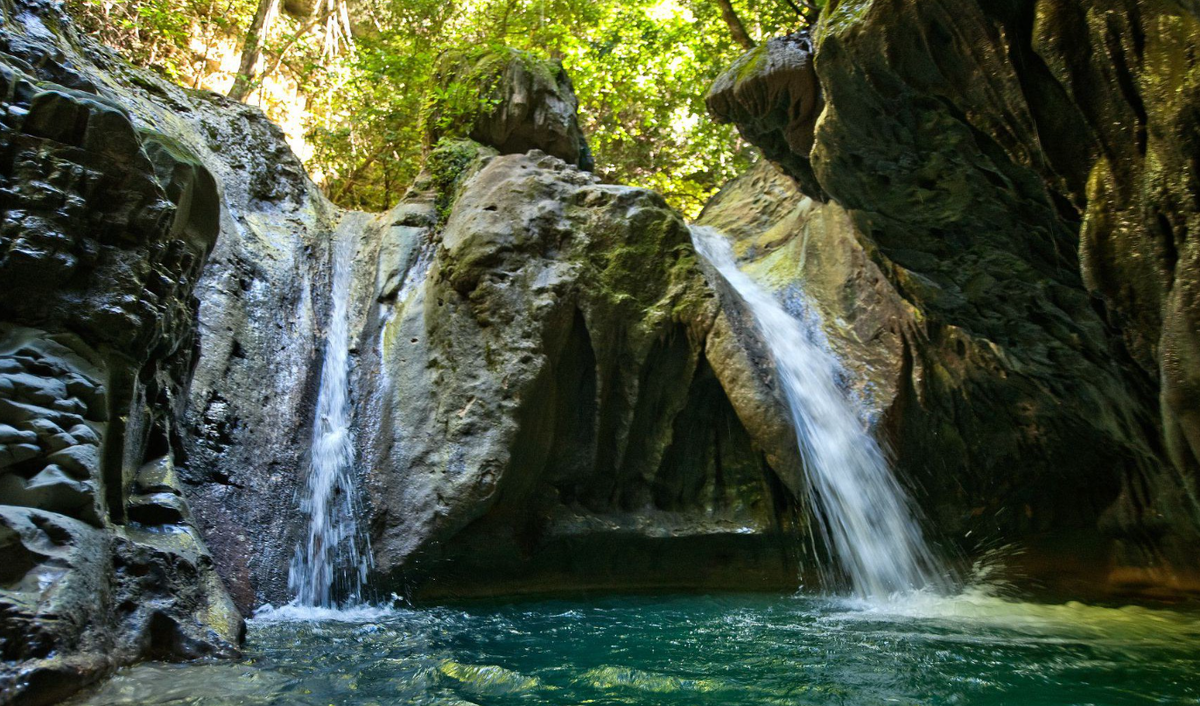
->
[1,0,1199,703]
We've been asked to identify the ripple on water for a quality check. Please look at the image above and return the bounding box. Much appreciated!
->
[69,593,1200,706]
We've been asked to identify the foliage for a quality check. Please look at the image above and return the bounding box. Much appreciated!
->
[427,138,489,222]
[69,0,814,217]
[66,0,255,83]
[421,46,512,147]
[314,0,810,215]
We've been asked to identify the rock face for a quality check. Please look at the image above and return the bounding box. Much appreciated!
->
[709,0,1200,596]
[425,47,594,172]
[0,3,241,702]
[706,32,826,200]
[356,142,807,597]
[697,161,915,430]
[135,42,811,606]
[169,83,343,615]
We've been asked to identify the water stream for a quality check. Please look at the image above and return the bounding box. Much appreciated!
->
[288,226,372,608]
[690,225,945,599]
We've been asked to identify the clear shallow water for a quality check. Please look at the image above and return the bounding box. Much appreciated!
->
[74,592,1200,706]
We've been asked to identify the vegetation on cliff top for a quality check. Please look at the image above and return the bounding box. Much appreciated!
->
[67,0,817,216]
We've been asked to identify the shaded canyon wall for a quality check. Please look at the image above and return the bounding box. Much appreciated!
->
[0,2,244,702]
[707,0,1200,597]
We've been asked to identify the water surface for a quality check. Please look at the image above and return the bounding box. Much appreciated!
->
[74,591,1200,705]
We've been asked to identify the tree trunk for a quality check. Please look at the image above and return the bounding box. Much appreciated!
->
[714,0,755,50]
[229,0,279,101]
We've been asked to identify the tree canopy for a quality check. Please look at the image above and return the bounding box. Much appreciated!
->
[68,0,815,216]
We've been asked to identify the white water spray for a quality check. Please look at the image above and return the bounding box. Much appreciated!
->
[690,225,944,599]
[289,230,372,608]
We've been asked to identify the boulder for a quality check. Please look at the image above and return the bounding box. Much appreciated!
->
[357,144,806,597]
[424,47,594,172]
[706,32,825,199]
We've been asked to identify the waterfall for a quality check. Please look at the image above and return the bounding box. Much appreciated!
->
[289,229,372,608]
[690,225,944,599]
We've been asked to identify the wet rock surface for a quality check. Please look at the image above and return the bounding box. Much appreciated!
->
[709,0,1200,596]
[157,45,814,603]
[0,3,240,702]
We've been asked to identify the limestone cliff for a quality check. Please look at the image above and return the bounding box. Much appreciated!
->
[0,3,242,703]
[164,45,813,604]
[708,1,1200,597]
[0,15,811,617]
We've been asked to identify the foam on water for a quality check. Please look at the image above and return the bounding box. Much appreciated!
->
[252,601,402,624]
[826,586,1200,649]
[690,225,946,599]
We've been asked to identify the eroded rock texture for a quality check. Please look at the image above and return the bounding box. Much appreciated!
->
[0,4,241,702]
[707,32,825,200]
[425,47,594,172]
[356,143,807,597]
[172,86,342,614]
[709,0,1200,596]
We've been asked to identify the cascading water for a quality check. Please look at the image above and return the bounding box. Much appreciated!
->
[690,225,944,599]
[288,227,372,608]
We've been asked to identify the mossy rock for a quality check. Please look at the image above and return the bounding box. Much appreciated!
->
[425,137,497,224]
[706,32,825,199]
[424,45,593,171]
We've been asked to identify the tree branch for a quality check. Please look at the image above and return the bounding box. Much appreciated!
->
[331,142,391,203]
[713,0,755,50]
[229,0,279,101]
[798,0,821,24]
[246,5,339,94]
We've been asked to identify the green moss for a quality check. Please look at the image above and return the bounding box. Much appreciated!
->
[426,137,488,223]
[820,0,875,37]
[421,47,506,146]
[422,44,563,148]
[734,44,769,83]
[584,208,710,344]
[380,308,405,364]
